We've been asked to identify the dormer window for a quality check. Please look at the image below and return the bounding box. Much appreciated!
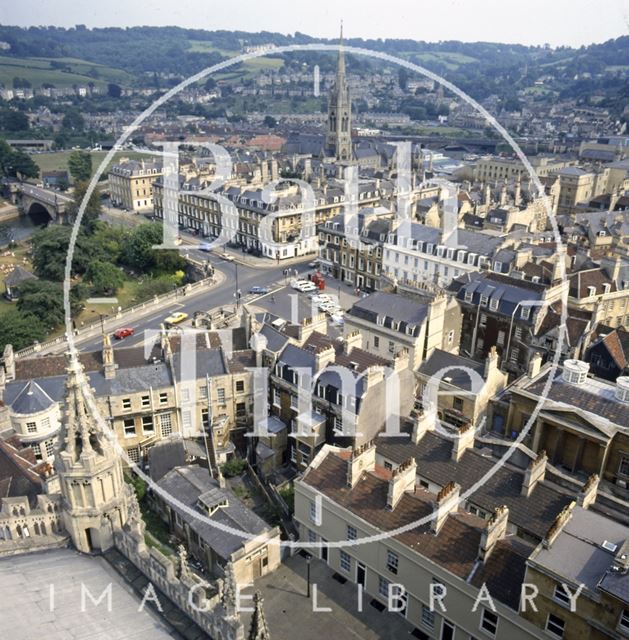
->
[587,285,596,297]
[521,307,531,320]
[464,291,473,303]
[489,298,499,311]
[603,283,611,294]
[480,294,488,307]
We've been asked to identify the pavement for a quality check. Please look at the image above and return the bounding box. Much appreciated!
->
[241,552,416,640]
[0,548,175,640]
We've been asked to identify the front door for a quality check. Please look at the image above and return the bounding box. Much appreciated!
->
[356,562,366,589]
[321,539,328,563]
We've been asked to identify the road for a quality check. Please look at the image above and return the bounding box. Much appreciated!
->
[74,252,316,353]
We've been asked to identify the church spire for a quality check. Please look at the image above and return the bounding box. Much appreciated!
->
[325,21,353,162]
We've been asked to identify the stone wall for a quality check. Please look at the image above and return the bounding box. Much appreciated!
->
[115,522,245,640]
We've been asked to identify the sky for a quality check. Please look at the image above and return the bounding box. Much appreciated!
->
[1,0,628,47]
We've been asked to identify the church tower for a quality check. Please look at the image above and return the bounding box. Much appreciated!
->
[325,23,353,162]
[55,355,129,553]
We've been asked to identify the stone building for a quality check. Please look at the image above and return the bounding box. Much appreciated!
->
[108,158,162,212]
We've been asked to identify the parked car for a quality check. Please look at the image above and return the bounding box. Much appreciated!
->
[293,281,317,293]
[291,279,309,290]
[113,327,134,340]
[330,314,345,326]
[249,286,270,294]
[164,311,189,325]
[220,252,234,262]
[309,294,331,303]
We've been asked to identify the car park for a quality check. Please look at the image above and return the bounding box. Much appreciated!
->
[164,311,189,325]
[113,327,134,339]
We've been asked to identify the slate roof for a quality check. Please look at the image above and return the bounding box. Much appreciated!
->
[521,365,629,429]
[156,465,272,560]
[348,292,428,335]
[4,265,36,287]
[260,323,290,353]
[11,380,55,415]
[418,350,485,390]
[532,507,628,595]
[376,426,574,541]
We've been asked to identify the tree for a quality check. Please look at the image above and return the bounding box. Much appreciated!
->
[263,115,277,128]
[0,310,46,352]
[17,280,66,329]
[0,109,29,132]
[0,139,39,180]
[31,225,92,280]
[107,83,122,98]
[85,260,125,295]
[121,223,186,275]
[68,150,92,182]
[398,67,408,91]
[61,109,85,133]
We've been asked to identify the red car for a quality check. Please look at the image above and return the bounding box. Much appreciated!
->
[113,327,134,340]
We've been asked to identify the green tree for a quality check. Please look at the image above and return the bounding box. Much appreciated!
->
[67,181,101,231]
[121,223,187,275]
[107,83,122,98]
[17,280,65,329]
[68,150,92,182]
[263,115,277,128]
[0,310,46,352]
[85,260,125,295]
[0,109,29,132]
[0,138,39,180]
[31,225,91,280]
[61,109,85,133]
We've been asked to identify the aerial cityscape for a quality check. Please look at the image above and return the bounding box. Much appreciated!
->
[0,1,627,639]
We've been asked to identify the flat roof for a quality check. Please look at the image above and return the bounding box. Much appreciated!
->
[0,548,174,640]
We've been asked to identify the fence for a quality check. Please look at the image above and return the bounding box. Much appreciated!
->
[7,276,217,362]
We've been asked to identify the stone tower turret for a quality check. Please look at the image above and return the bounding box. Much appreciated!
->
[55,355,129,553]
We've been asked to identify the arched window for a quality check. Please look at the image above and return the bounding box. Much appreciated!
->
[16,524,22,538]
[33,522,40,535]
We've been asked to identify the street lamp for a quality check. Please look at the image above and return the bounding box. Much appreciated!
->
[91,311,107,334]
[306,554,311,598]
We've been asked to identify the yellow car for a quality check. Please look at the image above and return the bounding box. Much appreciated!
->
[164,311,189,325]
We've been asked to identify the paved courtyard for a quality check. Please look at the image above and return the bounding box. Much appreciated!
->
[241,552,416,640]
[0,548,174,640]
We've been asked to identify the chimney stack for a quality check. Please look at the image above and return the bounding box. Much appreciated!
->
[544,501,576,548]
[344,330,362,355]
[386,457,417,510]
[521,450,547,497]
[484,345,499,379]
[346,440,376,488]
[577,474,599,509]
[451,422,475,462]
[528,352,543,379]
[431,481,460,534]
[411,404,436,443]
[478,505,509,561]
[314,344,336,372]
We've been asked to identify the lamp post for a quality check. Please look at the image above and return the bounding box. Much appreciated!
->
[91,311,106,334]
[306,554,311,598]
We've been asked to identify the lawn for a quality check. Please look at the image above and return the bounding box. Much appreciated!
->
[0,54,134,89]
[31,150,156,182]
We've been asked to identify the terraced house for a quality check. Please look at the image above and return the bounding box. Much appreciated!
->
[0,330,255,467]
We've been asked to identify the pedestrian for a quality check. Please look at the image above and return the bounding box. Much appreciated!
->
[271,294,275,303]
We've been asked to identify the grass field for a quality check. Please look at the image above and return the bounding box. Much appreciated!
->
[403,51,479,70]
[0,54,134,89]
[31,149,155,181]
